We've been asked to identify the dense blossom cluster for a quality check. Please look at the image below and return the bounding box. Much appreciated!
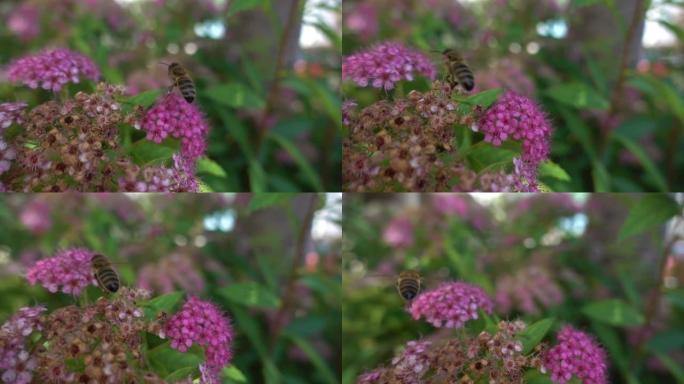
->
[356,320,545,384]
[343,81,543,191]
[495,265,564,315]
[25,248,96,295]
[140,93,209,160]
[0,102,27,132]
[382,216,414,248]
[342,42,436,90]
[6,48,100,92]
[19,198,52,234]
[0,306,46,384]
[543,326,608,384]
[0,83,199,192]
[408,281,493,328]
[164,297,235,383]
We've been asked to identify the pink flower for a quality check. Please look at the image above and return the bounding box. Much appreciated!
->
[140,93,209,160]
[6,48,100,92]
[0,102,27,131]
[343,42,437,90]
[25,248,96,295]
[357,369,384,384]
[391,340,432,380]
[164,297,234,378]
[513,157,539,192]
[0,306,46,384]
[117,154,198,192]
[478,91,552,166]
[432,194,468,216]
[409,281,493,328]
[382,217,414,248]
[7,4,40,42]
[543,326,608,384]
[345,3,378,41]
[19,199,52,234]
[0,139,17,176]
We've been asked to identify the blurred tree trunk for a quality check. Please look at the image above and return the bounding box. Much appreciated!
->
[567,0,645,79]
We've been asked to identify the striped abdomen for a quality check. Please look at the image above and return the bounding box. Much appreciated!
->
[168,63,196,103]
[450,62,474,91]
[91,254,120,293]
[396,270,421,301]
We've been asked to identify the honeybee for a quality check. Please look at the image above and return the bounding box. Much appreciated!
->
[396,270,422,301]
[441,49,475,93]
[162,62,196,103]
[91,253,120,293]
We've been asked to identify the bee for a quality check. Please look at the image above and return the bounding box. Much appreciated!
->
[396,270,422,301]
[91,253,120,293]
[162,62,196,103]
[441,49,475,92]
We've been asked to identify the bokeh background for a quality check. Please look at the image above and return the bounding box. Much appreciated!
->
[342,0,684,192]
[0,0,342,191]
[0,193,342,383]
[342,193,684,383]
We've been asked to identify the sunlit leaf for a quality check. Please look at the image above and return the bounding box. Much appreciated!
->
[219,282,281,308]
[205,83,265,109]
[247,194,296,212]
[538,161,571,181]
[546,82,609,109]
[518,318,555,354]
[613,134,668,192]
[582,299,644,326]
[196,157,227,178]
[618,194,680,240]
[223,365,248,383]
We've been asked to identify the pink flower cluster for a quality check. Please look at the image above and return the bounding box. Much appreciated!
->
[140,93,209,160]
[432,194,468,216]
[7,4,40,42]
[0,306,46,384]
[382,216,414,248]
[6,48,100,92]
[477,91,552,166]
[0,139,16,176]
[391,340,432,380]
[345,3,378,41]
[543,326,608,384]
[25,248,96,295]
[164,296,234,381]
[0,102,27,131]
[19,199,52,234]
[409,281,493,328]
[342,42,437,90]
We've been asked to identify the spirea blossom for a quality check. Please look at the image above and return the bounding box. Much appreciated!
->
[6,48,100,92]
[432,194,468,216]
[164,297,234,379]
[342,42,436,90]
[543,326,608,384]
[478,91,552,166]
[391,340,432,381]
[0,102,27,131]
[7,4,40,42]
[25,248,96,295]
[345,3,379,41]
[409,281,493,328]
[382,217,414,248]
[0,139,16,176]
[0,306,45,384]
[140,93,209,160]
[19,199,52,234]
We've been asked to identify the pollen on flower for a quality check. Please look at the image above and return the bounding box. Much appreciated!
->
[6,48,100,92]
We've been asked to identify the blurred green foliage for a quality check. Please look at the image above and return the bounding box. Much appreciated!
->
[0,193,341,383]
[0,0,341,191]
[342,193,684,384]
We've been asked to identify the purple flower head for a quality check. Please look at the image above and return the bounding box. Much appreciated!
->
[543,326,608,384]
[0,139,17,176]
[391,340,432,381]
[25,248,96,295]
[345,3,379,41]
[382,216,414,248]
[19,199,52,234]
[6,48,100,92]
[513,157,539,192]
[8,4,40,42]
[343,42,437,90]
[0,305,46,384]
[357,369,385,384]
[140,93,209,160]
[409,281,493,328]
[0,102,28,132]
[164,296,234,377]
[478,91,552,166]
[432,194,468,216]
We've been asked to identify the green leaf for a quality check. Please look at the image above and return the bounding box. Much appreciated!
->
[166,367,198,382]
[249,162,266,192]
[546,82,609,109]
[654,352,684,383]
[538,161,570,181]
[223,365,248,383]
[228,0,266,16]
[205,83,265,109]
[518,318,555,354]
[284,333,338,384]
[618,194,680,240]
[269,133,324,191]
[130,138,180,165]
[129,89,163,108]
[196,157,227,178]
[219,282,281,308]
[592,160,610,192]
[582,299,645,326]
[465,141,520,173]
[453,88,503,108]
[247,194,296,212]
[613,134,668,191]
[147,342,205,377]
[647,330,684,353]
[524,370,554,384]
[141,291,184,319]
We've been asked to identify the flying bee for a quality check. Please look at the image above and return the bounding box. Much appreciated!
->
[440,49,475,93]
[396,270,422,302]
[91,253,120,293]
[161,61,196,103]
